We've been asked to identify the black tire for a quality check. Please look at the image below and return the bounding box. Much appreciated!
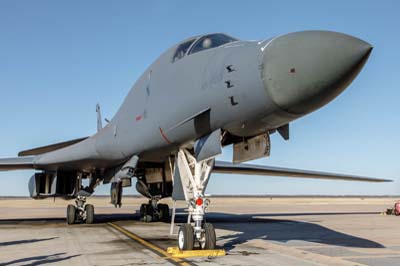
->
[158,204,170,222]
[85,204,95,224]
[203,223,216,250]
[140,204,153,222]
[140,203,146,217]
[66,204,76,225]
[178,224,194,250]
[142,214,153,222]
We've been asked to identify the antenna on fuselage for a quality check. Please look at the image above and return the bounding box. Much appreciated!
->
[96,103,102,132]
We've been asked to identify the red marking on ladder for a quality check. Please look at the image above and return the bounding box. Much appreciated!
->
[159,127,171,144]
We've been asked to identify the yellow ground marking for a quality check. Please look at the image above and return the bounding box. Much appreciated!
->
[107,222,190,266]
[167,246,226,258]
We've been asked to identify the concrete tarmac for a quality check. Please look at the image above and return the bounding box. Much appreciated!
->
[0,197,399,266]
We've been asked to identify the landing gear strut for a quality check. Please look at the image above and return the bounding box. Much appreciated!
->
[174,149,216,250]
[140,197,170,222]
[66,195,95,224]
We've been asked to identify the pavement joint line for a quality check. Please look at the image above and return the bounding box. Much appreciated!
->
[107,222,193,266]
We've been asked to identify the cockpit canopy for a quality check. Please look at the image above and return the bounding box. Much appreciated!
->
[172,33,238,63]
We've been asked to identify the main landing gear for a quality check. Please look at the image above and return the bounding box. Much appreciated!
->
[66,195,95,224]
[174,149,216,250]
[140,197,170,222]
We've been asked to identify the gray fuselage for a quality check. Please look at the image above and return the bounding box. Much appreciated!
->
[34,31,372,171]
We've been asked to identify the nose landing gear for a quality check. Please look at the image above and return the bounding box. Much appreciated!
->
[173,149,216,250]
[66,195,95,224]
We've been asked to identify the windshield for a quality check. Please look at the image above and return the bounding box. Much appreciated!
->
[189,34,238,55]
[172,38,196,62]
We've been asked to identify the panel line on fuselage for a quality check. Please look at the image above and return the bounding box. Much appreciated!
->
[159,127,172,144]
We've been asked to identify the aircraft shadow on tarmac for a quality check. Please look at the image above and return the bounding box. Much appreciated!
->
[0,210,384,251]
[0,252,80,266]
[204,212,385,250]
[0,237,57,247]
[94,209,384,250]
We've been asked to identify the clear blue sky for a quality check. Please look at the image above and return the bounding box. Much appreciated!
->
[0,1,399,196]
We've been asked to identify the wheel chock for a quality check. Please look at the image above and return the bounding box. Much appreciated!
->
[166,247,226,258]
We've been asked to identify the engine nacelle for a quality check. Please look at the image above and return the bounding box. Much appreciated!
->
[28,171,79,199]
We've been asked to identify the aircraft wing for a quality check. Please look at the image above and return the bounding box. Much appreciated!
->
[0,156,35,171]
[18,137,89,156]
[0,137,90,171]
[213,161,392,182]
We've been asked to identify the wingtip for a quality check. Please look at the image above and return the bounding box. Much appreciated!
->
[371,178,393,183]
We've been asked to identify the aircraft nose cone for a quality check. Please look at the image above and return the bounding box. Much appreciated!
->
[262,31,372,115]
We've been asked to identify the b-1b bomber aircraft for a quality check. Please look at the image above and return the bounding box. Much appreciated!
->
[0,30,392,250]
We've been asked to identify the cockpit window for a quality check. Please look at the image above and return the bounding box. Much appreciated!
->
[172,38,196,62]
[189,34,237,55]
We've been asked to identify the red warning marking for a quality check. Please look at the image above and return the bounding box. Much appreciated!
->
[136,115,142,121]
[159,127,171,144]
